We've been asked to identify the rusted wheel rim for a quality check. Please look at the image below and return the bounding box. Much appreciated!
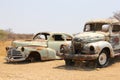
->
[98,52,107,65]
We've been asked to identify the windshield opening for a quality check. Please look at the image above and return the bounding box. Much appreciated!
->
[33,33,50,40]
[84,23,110,32]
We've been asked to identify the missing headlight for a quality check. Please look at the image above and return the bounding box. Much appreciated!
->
[21,47,24,52]
[90,46,94,51]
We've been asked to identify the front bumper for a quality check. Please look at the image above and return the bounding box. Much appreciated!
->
[57,52,99,61]
[5,57,26,62]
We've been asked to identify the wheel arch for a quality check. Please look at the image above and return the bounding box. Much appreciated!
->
[27,51,41,61]
[101,47,110,57]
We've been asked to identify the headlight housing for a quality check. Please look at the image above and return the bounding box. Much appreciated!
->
[21,47,25,52]
[90,46,94,51]
[89,46,96,54]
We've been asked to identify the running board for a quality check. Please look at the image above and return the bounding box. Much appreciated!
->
[114,53,120,57]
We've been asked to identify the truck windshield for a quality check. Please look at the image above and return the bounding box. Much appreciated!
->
[84,23,110,32]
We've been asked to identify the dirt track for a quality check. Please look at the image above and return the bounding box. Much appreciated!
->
[0,56,120,80]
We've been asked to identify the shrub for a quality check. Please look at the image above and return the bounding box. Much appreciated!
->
[0,30,8,40]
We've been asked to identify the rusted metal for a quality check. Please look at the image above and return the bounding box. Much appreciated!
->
[57,52,98,60]
[58,19,120,67]
[5,32,73,62]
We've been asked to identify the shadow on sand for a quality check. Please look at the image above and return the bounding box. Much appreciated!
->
[3,59,56,65]
[54,61,98,71]
[54,57,120,71]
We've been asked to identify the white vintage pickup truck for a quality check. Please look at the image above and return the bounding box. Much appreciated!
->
[57,19,120,67]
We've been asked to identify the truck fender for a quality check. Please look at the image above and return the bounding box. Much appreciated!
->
[89,41,114,58]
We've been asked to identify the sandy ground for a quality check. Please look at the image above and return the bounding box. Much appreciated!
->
[0,56,120,80]
[1,41,120,80]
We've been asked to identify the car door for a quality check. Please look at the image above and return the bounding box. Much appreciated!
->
[48,34,66,53]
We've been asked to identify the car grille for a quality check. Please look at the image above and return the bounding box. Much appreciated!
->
[7,49,22,56]
[73,42,83,53]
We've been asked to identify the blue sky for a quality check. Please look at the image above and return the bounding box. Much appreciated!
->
[0,0,120,34]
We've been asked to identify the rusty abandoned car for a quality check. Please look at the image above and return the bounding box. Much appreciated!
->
[5,32,73,62]
[57,19,120,67]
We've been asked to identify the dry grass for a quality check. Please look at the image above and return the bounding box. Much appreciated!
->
[0,41,11,56]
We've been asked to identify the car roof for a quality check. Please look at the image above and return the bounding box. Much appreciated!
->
[35,32,73,36]
[85,18,120,24]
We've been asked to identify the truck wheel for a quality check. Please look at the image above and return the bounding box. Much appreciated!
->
[97,50,109,67]
[65,59,75,66]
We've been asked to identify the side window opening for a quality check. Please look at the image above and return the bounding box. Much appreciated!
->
[112,25,120,32]
[52,35,64,41]
[64,34,72,41]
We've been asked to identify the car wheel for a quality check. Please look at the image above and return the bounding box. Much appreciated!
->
[29,56,35,62]
[97,50,109,67]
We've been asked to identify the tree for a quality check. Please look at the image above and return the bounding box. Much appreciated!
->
[113,11,120,21]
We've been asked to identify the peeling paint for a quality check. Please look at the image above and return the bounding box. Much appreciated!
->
[5,32,73,62]
[57,19,120,66]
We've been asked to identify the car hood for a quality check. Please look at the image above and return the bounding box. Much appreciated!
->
[74,32,105,43]
[12,40,47,47]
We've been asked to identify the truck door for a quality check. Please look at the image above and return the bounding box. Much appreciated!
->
[110,25,120,50]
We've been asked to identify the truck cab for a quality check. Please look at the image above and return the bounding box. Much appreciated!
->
[57,19,120,67]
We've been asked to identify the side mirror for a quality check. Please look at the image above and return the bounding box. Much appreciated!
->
[102,24,110,32]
